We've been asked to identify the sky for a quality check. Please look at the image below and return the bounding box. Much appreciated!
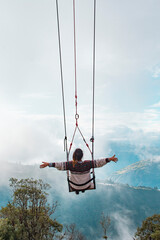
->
[1,0,160,178]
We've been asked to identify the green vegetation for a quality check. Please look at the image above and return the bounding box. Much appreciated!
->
[135,214,160,240]
[0,174,160,239]
[0,178,62,240]
[0,178,87,240]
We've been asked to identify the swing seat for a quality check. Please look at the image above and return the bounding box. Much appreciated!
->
[67,174,96,194]
[69,182,95,195]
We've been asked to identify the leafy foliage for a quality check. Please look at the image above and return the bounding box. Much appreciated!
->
[0,178,62,240]
[135,214,160,240]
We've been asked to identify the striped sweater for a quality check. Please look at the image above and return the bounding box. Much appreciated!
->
[49,158,110,190]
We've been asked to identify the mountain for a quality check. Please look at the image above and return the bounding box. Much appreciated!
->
[108,160,160,188]
[0,162,160,240]
[54,181,160,240]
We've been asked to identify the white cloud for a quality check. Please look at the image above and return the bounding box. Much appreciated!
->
[21,93,54,99]
[1,0,160,172]
[151,101,160,108]
[150,155,160,163]
[112,211,136,240]
[152,66,160,78]
[1,100,160,169]
[0,0,160,115]
[0,107,65,165]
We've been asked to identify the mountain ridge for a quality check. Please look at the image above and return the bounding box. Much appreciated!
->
[108,159,160,188]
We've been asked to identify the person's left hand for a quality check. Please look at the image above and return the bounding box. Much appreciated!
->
[40,162,49,168]
[109,155,118,163]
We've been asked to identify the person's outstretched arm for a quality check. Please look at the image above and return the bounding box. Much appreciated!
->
[40,155,118,169]
[92,155,118,168]
[40,161,68,171]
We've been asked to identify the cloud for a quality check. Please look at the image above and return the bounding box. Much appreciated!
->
[151,65,160,78]
[1,101,160,171]
[150,155,160,163]
[21,93,54,99]
[151,101,160,108]
[0,1,160,238]
[0,107,65,165]
[1,0,160,114]
[112,210,136,240]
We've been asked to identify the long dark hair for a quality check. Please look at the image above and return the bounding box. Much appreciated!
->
[72,148,83,166]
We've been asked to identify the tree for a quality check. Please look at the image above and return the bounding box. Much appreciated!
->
[100,213,111,239]
[135,214,160,240]
[0,178,62,240]
[64,224,86,240]
[58,224,86,240]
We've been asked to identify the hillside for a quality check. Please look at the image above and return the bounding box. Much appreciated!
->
[0,163,160,240]
[108,160,160,188]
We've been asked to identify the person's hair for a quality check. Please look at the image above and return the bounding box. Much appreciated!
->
[72,148,83,167]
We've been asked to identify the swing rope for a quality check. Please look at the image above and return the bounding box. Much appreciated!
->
[73,0,78,120]
[91,0,96,181]
[55,0,70,188]
[56,0,97,190]
[68,0,95,157]
[55,0,68,152]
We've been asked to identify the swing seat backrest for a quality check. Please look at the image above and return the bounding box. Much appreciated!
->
[67,172,96,194]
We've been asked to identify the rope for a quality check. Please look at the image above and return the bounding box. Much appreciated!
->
[89,0,96,190]
[91,0,96,165]
[56,0,69,186]
[68,0,92,158]
[68,0,96,160]
[56,0,97,191]
[68,125,92,156]
[73,0,78,119]
[78,127,92,155]
[69,126,77,154]
[56,0,67,143]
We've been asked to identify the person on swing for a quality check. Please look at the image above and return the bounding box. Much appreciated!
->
[40,148,118,192]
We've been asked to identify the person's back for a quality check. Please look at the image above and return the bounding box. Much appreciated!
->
[67,158,94,190]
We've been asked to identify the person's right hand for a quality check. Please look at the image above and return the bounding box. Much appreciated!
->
[40,162,49,168]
